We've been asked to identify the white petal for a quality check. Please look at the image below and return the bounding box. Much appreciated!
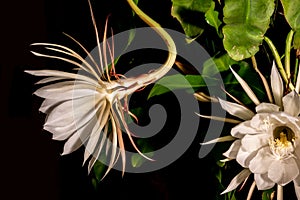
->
[255,102,280,113]
[200,135,236,145]
[241,133,269,153]
[249,146,273,174]
[45,95,101,140]
[270,62,284,108]
[223,140,241,159]
[218,98,255,120]
[268,158,299,186]
[250,113,274,131]
[230,67,260,105]
[83,102,110,163]
[293,146,300,186]
[254,173,275,190]
[231,121,258,138]
[35,76,66,84]
[25,70,99,86]
[62,116,98,155]
[221,169,251,194]
[236,146,258,168]
[283,90,300,117]
[294,180,300,199]
[34,81,98,100]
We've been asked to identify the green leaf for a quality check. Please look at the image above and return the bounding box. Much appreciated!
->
[262,188,275,200]
[148,74,218,99]
[205,1,222,37]
[202,53,241,76]
[92,158,107,182]
[222,0,275,61]
[171,0,212,38]
[280,0,300,49]
[131,139,154,168]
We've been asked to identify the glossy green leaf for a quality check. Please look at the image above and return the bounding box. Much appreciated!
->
[262,188,275,200]
[222,0,275,61]
[171,0,212,38]
[131,139,154,168]
[280,0,300,49]
[205,1,222,37]
[202,53,242,76]
[148,74,218,99]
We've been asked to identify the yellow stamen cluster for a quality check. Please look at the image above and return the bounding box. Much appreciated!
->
[269,131,295,159]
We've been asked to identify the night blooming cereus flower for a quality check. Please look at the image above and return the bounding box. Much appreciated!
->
[200,61,300,199]
[25,0,176,177]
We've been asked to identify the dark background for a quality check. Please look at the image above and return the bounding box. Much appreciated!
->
[1,0,219,200]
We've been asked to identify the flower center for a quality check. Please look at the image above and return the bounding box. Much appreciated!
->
[269,126,296,159]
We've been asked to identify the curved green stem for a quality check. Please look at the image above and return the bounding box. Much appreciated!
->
[285,30,294,80]
[264,36,295,91]
[126,0,177,85]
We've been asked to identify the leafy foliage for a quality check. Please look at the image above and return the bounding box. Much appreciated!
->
[222,0,275,60]
[280,0,300,49]
[171,0,213,38]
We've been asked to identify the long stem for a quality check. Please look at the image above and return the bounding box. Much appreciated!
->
[277,185,283,200]
[285,30,294,80]
[126,0,177,85]
[294,58,299,85]
[251,56,273,103]
[264,36,295,91]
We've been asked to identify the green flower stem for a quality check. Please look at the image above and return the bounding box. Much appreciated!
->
[294,58,299,85]
[264,36,295,91]
[285,30,294,80]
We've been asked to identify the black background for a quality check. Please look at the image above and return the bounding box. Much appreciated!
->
[1,0,218,200]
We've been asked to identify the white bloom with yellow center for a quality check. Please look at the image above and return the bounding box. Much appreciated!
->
[201,62,300,198]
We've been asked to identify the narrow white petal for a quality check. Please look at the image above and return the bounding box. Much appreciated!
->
[254,173,275,190]
[218,98,255,120]
[270,63,284,108]
[230,67,260,105]
[221,169,251,194]
[283,90,300,117]
[294,180,300,199]
[223,140,241,159]
[35,77,65,84]
[46,95,100,140]
[200,135,236,145]
[44,100,75,128]
[83,101,110,164]
[87,124,109,174]
[268,158,299,186]
[255,102,280,113]
[25,70,99,86]
[34,81,98,100]
[62,116,98,155]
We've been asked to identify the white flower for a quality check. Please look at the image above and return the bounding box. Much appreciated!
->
[26,0,176,177]
[201,62,300,197]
